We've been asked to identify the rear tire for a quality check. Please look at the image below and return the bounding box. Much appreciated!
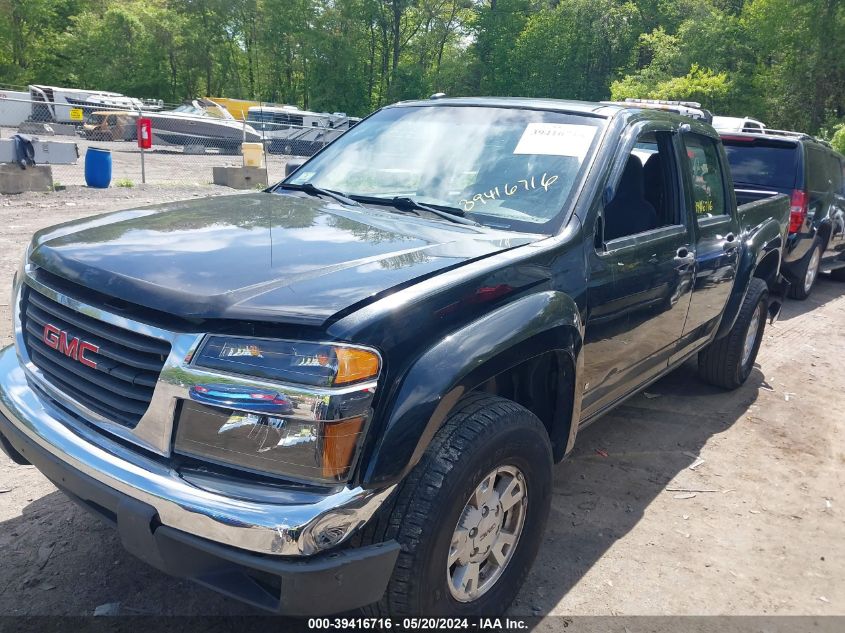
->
[787,239,822,300]
[358,393,553,617]
[698,278,768,390]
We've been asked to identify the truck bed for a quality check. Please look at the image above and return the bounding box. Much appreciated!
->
[736,192,790,239]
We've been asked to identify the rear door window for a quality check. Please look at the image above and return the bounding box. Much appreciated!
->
[806,145,831,193]
[838,157,845,195]
[682,135,727,219]
[722,138,799,190]
[828,153,843,194]
[824,151,841,193]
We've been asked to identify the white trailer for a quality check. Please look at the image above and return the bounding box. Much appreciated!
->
[246,105,334,133]
[0,90,32,127]
[246,105,360,155]
[28,85,144,124]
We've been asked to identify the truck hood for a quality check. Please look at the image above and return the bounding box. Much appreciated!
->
[31,192,538,325]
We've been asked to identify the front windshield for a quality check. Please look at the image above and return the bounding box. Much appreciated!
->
[285,105,604,233]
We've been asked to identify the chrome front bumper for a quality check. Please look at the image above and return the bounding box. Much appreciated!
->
[0,344,394,556]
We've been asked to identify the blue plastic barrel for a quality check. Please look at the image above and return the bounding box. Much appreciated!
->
[84,148,112,188]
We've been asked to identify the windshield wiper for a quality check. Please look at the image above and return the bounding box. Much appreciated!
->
[351,195,481,227]
[277,182,360,207]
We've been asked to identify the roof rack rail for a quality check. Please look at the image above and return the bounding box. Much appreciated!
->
[624,98,703,109]
[762,129,833,146]
[600,99,713,123]
[762,128,810,137]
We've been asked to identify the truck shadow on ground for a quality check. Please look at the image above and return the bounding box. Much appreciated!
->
[777,275,844,323]
[508,359,764,616]
[0,487,262,616]
[0,359,764,617]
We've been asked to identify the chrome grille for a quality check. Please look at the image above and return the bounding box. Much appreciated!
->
[20,286,171,428]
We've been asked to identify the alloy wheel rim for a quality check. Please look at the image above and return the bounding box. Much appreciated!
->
[446,465,527,603]
[804,247,821,293]
[742,303,763,367]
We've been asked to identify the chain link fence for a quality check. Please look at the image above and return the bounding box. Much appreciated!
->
[0,90,356,190]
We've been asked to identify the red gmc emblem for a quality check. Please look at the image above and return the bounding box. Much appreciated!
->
[42,324,99,369]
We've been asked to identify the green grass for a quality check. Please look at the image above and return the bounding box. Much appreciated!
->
[115,178,134,188]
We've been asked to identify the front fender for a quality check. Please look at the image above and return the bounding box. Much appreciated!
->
[360,291,583,488]
[716,214,785,340]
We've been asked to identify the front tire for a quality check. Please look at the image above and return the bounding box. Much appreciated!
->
[359,394,552,617]
[698,277,768,390]
[787,239,822,300]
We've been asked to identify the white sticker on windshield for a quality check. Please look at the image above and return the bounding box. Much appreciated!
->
[513,123,596,158]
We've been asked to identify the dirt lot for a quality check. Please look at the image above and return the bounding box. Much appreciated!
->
[0,186,842,617]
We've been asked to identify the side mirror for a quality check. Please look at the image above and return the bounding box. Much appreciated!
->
[285,159,306,178]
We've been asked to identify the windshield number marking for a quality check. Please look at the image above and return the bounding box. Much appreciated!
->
[461,172,559,212]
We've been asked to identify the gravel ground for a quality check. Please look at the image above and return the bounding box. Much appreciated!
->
[0,186,842,618]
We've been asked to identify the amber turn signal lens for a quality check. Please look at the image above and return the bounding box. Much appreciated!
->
[321,416,366,479]
[333,347,380,384]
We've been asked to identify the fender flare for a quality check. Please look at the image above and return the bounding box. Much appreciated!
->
[716,219,784,340]
[360,290,583,488]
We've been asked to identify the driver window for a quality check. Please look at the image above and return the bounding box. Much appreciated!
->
[603,131,680,242]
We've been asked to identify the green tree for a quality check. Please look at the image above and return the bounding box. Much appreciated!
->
[0,0,842,132]
[744,0,845,131]
[512,0,640,101]
[831,126,845,155]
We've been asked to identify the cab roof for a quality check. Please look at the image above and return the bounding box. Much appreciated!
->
[387,96,727,145]
[386,96,722,133]
[389,96,622,118]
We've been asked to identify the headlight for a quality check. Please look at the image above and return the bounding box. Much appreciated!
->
[175,337,381,483]
[193,336,380,387]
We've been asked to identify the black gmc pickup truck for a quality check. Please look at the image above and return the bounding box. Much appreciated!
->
[0,97,790,617]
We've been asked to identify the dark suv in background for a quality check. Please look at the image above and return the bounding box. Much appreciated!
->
[721,131,845,299]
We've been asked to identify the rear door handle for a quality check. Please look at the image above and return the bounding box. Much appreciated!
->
[674,247,695,264]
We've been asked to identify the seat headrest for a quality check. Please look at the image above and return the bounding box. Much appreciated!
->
[644,153,663,174]
[615,155,645,199]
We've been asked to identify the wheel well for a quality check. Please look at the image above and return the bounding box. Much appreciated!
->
[753,250,780,290]
[473,351,575,463]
